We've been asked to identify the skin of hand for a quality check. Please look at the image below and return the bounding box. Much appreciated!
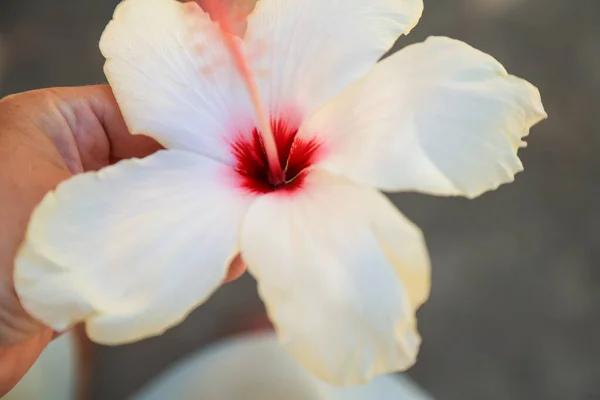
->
[0,85,247,396]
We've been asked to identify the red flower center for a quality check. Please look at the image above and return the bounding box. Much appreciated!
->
[230,117,321,195]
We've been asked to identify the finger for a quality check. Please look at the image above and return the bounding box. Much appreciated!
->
[81,85,163,162]
[42,85,163,169]
[51,328,71,340]
[224,254,247,282]
[0,328,53,397]
[0,93,71,345]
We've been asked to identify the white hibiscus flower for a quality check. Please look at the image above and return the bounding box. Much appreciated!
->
[14,0,546,386]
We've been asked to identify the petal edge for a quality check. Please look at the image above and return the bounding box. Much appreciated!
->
[302,36,547,198]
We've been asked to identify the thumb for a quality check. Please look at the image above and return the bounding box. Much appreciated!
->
[0,328,53,397]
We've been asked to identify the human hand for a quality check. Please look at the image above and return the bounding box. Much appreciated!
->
[0,85,246,395]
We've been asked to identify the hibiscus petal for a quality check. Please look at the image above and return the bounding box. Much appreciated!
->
[100,0,252,162]
[240,171,430,385]
[245,0,423,118]
[15,150,252,344]
[302,36,547,198]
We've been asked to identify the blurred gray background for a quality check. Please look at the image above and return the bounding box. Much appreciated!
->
[1,0,598,399]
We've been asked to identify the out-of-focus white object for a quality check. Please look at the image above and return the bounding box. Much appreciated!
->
[4,333,76,400]
[133,332,435,400]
